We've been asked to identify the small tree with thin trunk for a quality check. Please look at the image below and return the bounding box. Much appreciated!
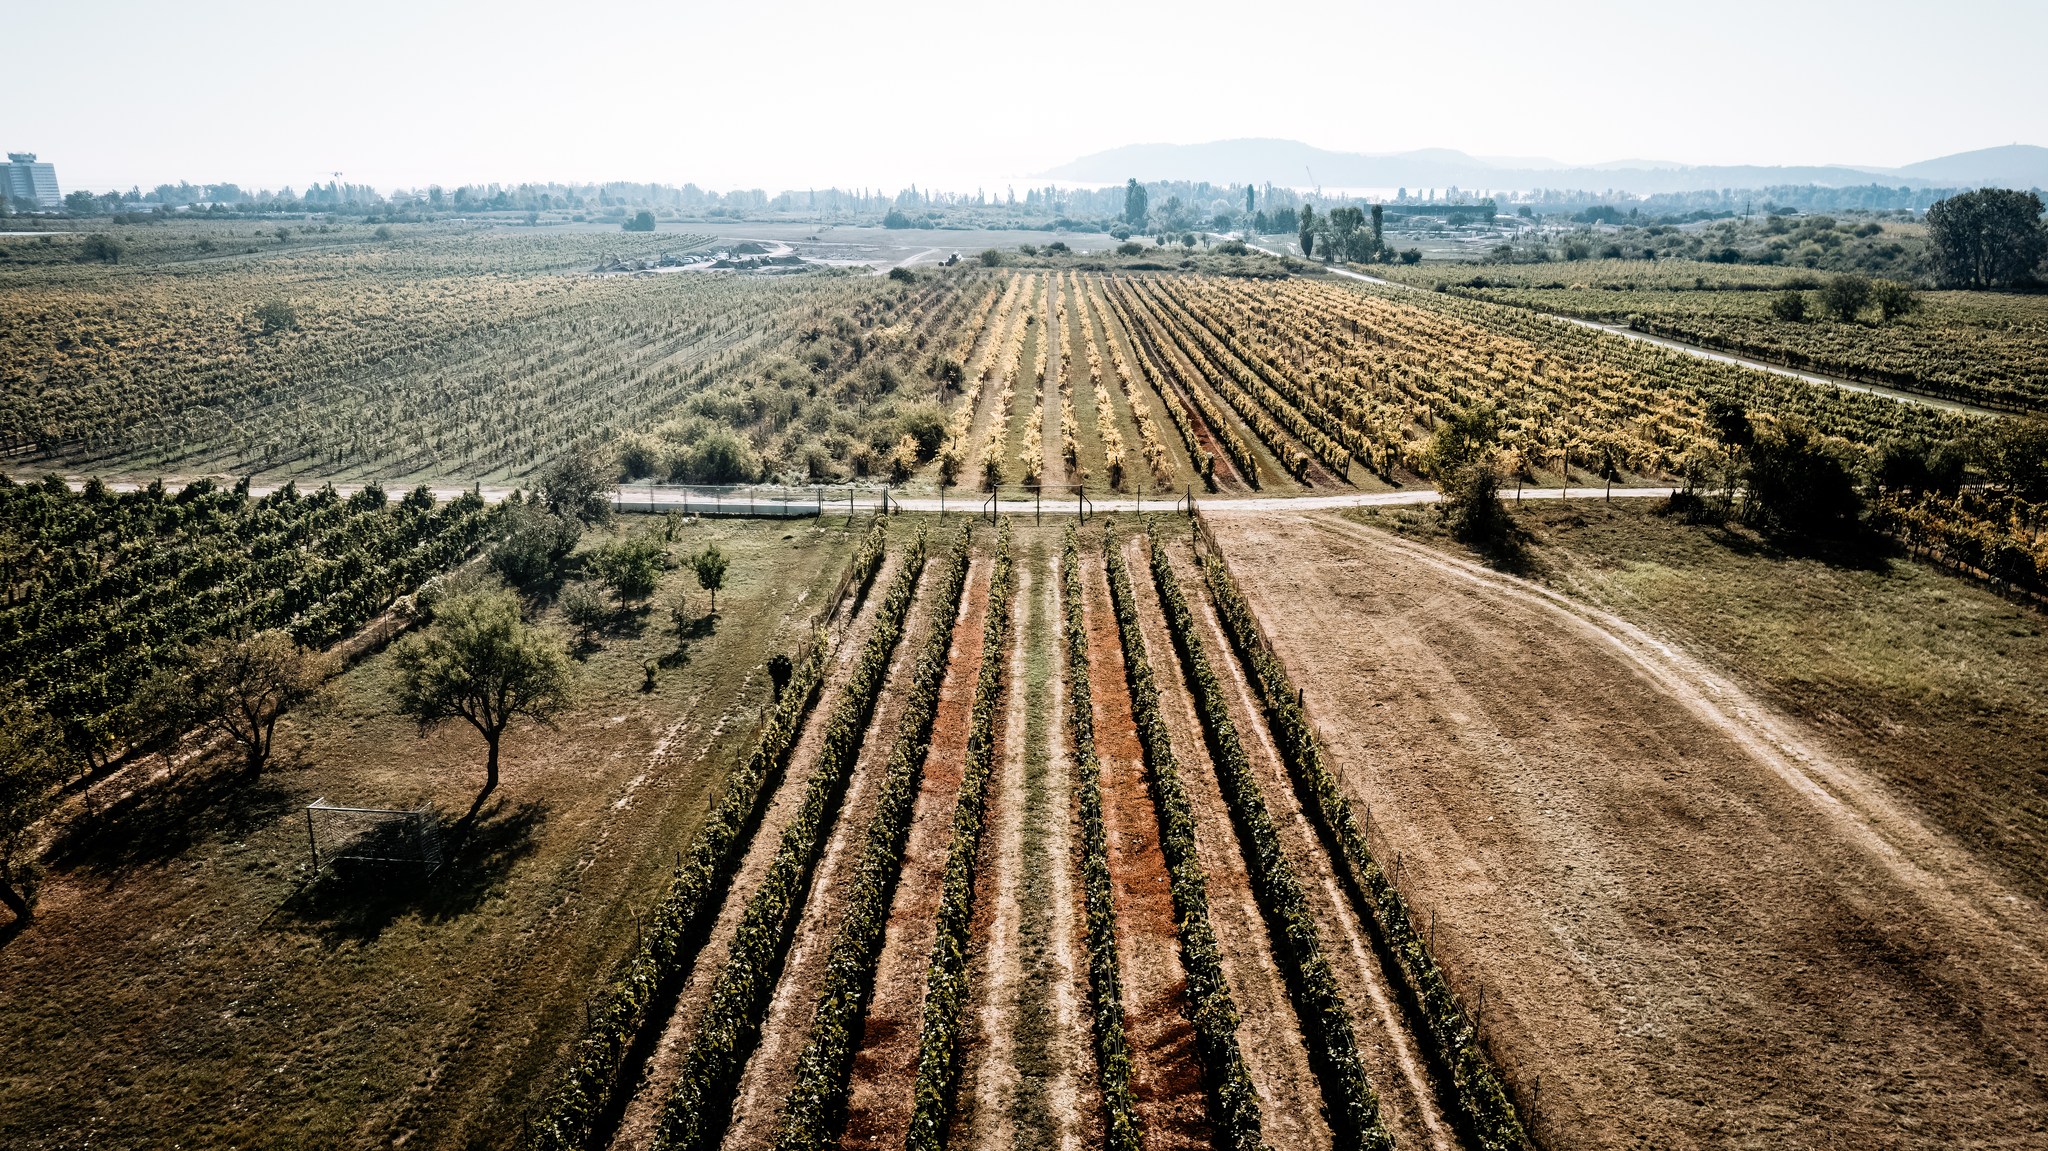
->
[395,590,570,814]
[188,630,337,777]
[0,692,64,924]
[692,544,730,613]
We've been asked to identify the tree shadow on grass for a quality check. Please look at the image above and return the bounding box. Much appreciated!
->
[46,758,298,876]
[272,796,547,945]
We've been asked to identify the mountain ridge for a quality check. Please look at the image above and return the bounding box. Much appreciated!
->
[1042,138,2048,195]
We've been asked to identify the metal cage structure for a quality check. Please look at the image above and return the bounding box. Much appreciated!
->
[305,799,444,879]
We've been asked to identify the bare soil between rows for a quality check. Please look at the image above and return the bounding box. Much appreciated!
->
[1120,534,1333,1151]
[839,556,990,1149]
[1082,550,1214,1151]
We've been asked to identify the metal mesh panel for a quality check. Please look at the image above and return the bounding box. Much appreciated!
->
[306,800,443,877]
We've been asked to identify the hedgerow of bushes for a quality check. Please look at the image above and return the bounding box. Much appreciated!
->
[1147,534,1390,1151]
[527,520,888,1151]
[770,525,973,1151]
[904,518,1014,1151]
[1060,526,1144,1151]
[1101,524,1264,1151]
[656,527,930,1151]
[1198,546,1532,1151]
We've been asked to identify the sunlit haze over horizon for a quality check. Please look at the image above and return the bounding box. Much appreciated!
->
[14,0,2047,194]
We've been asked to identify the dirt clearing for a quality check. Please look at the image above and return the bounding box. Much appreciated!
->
[1214,510,2048,1149]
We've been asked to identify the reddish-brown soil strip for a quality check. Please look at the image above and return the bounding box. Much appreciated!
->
[609,553,904,1151]
[1120,535,1333,1151]
[839,556,989,1149]
[720,558,944,1150]
[1081,549,1215,1151]
[1167,545,1456,1151]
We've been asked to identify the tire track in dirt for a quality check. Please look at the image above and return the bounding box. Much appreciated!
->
[610,552,904,1151]
[840,556,989,1149]
[1119,534,1333,1151]
[720,560,944,1150]
[1081,551,1214,1151]
[1165,545,1457,1151]
[1220,511,2048,1149]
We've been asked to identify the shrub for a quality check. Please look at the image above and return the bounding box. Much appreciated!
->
[1768,290,1808,322]
[1820,273,1872,322]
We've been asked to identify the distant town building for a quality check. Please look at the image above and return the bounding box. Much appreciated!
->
[3,152,61,209]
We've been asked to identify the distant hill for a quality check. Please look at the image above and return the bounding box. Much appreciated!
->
[1043,138,2048,195]
[1891,144,2048,190]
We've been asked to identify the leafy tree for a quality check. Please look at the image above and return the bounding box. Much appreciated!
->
[491,501,582,585]
[1980,417,2048,501]
[1769,290,1808,322]
[622,209,656,232]
[978,248,1003,267]
[1926,188,2046,289]
[1744,418,1862,537]
[691,544,730,613]
[1871,279,1920,322]
[1399,248,1421,264]
[560,582,610,645]
[1123,179,1149,228]
[883,209,914,229]
[0,692,64,924]
[63,189,98,215]
[1245,184,1255,216]
[1298,205,1318,258]
[590,532,667,604]
[394,590,571,807]
[187,631,337,777]
[1819,273,1872,322]
[540,446,615,524]
[1875,437,1966,494]
[1424,405,1516,559]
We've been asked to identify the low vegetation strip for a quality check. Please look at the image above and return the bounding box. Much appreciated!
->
[653,527,930,1151]
[527,521,889,1151]
[1102,524,1265,1151]
[1147,536,1391,1151]
[905,519,1015,1151]
[1195,540,1532,1151]
[1060,526,1145,1151]
[770,525,974,1151]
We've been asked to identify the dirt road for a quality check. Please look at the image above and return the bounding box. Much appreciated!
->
[1213,511,2048,1149]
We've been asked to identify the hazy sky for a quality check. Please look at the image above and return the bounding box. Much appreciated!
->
[16,0,2043,194]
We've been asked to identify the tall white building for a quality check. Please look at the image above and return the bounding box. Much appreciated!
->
[3,153,61,209]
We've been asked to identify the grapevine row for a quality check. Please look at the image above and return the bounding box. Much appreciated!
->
[655,526,930,1151]
[1101,523,1264,1151]
[526,521,887,1151]
[904,519,1015,1151]
[769,525,973,1151]
[1148,534,1391,1150]
[1060,526,1143,1150]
